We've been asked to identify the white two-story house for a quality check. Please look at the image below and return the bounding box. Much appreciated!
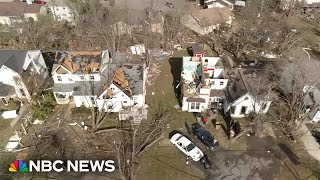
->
[0,50,48,104]
[52,50,110,105]
[52,51,147,117]
[181,56,228,113]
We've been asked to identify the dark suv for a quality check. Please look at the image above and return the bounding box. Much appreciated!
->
[191,123,219,151]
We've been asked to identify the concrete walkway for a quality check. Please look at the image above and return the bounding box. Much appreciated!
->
[299,122,320,162]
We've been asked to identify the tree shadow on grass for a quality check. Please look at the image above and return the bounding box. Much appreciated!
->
[168,57,183,106]
[278,143,300,165]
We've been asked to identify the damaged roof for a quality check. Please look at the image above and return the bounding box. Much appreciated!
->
[0,1,41,16]
[0,50,27,73]
[112,62,144,97]
[122,63,144,95]
[54,51,103,74]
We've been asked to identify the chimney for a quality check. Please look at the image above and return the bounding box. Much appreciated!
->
[26,0,34,5]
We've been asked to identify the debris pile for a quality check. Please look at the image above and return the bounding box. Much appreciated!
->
[147,63,161,86]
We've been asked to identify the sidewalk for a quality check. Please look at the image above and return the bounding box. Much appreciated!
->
[299,122,320,162]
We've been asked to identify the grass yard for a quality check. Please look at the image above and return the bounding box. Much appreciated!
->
[0,119,18,177]
[146,50,197,129]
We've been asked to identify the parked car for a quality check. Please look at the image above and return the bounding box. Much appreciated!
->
[34,1,46,5]
[192,123,219,151]
[312,128,320,143]
[170,132,204,161]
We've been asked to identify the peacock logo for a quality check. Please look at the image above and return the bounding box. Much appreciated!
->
[9,160,28,172]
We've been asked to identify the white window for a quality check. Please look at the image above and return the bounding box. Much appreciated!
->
[191,103,195,109]
[220,81,224,85]
[191,103,200,110]
[90,76,94,80]
[80,76,84,80]
[57,76,62,81]
[123,101,127,104]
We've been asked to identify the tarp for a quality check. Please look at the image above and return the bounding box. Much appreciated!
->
[1,110,18,119]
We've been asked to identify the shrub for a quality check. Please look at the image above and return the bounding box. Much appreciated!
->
[32,92,55,120]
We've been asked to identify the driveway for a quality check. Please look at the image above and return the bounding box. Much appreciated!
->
[138,129,282,180]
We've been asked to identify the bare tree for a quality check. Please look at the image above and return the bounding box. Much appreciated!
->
[101,105,172,180]
[209,0,301,59]
[268,49,320,140]
[29,129,66,161]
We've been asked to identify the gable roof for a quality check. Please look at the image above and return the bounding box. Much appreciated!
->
[186,97,206,103]
[0,50,27,73]
[227,69,274,103]
[0,1,41,17]
[122,63,144,95]
[227,70,248,102]
[108,62,145,97]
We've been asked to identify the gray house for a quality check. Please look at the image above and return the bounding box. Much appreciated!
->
[0,50,48,104]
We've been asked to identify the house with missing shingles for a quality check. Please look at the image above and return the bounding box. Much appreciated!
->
[0,0,41,25]
[181,56,228,113]
[180,7,233,35]
[52,51,111,106]
[0,50,48,104]
[225,69,273,118]
[51,50,147,123]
